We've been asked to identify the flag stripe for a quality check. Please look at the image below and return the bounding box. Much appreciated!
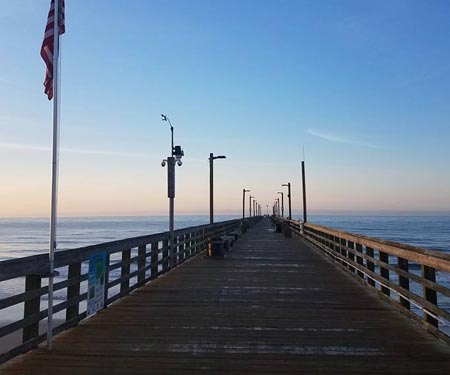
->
[41,0,65,100]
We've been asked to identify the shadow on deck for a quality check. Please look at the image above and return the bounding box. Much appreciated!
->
[1,218,450,374]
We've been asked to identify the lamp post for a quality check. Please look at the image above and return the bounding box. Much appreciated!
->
[161,114,184,268]
[209,153,226,224]
[266,204,269,216]
[252,199,256,218]
[276,197,280,216]
[242,189,250,219]
[277,192,284,218]
[249,195,254,217]
[281,183,291,219]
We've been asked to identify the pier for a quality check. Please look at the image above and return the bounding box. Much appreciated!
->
[1,218,450,373]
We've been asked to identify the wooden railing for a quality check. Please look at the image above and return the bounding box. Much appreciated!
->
[0,217,260,364]
[275,217,450,344]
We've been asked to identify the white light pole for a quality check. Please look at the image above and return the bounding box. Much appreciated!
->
[161,114,184,268]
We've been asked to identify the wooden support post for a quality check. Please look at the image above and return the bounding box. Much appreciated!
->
[422,265,438,327]
[120,249,131,295]
[366,247,376,286]
[398,257,410,309]
[379,251,390,296]
[347,240,355,273]
[104,254,110,307]
[340,238,348,269]
[23,274,41,343]
[137,245,146,284]
[355,243,364,279]
[162,239,169,271]
[150,241,159,280]
[66,262,81,322]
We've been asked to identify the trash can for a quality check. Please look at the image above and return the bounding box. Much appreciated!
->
[282,222,291,238]
[207,237,225,257]
[275,222,282,233]
[240,220,247,233]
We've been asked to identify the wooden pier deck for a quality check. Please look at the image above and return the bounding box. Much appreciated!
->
[2,219,450,374]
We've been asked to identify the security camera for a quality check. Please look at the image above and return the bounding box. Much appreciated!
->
[161,160,166,167]
[177,160,183,166]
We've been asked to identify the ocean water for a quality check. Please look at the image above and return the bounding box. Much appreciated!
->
[0,215,238,261]
[0,215,449,331]
[308,215,450,254]
[0,214,449,260]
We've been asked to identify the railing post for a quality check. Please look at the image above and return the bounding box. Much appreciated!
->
[347,240,355,273]
[162,239,169,271]
[23,274,41,343]
[137,245,146,284]
[66,262,81,322]
[366,247,376,286]
[151,241,159,280]
[120,249,131,295]
[422,265,438,327]
[355,243,364,279]
[104,254,110,307]
[398,257,410,309]
[379,251,390,296]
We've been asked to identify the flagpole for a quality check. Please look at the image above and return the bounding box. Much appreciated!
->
[48,0,60,351]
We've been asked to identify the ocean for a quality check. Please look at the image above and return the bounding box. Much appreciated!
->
[0,214,449,335]
[0,215,449,261]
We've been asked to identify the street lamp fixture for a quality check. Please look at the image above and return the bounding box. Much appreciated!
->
[161,114,184,268]
[282,183,292,220]
[242,189,250,219]
[209,153,226,224]
[249,195,254,217]
[277,192,284,218]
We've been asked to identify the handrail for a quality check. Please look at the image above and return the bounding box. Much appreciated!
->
[0,217,262,364]
[273,216,450,344]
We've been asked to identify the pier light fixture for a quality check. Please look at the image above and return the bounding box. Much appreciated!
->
[277,192,284,218]
[282,183,292,220]
[161,114,184,268]
[243,189,250,219]
[209,153,227,224]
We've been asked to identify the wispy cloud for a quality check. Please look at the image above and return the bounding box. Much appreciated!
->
[0,142,156,159]
[306,129,378,149]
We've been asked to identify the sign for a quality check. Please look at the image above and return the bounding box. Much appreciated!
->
[87,253,106,316]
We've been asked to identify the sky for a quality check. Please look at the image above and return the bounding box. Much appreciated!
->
[1,0,450,217]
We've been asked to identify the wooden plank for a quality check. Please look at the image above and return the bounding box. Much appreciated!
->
[22,275,41,343]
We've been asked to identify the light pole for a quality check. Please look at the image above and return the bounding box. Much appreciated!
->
[277,192,284,217]
[209,153,226,224]
[161,114,184,268]
[242,189,250,219]
[276,197,280,216]
[249,195,254,217]
[266,204,269,216]
[252,199,256,218]
[282,183,291,220]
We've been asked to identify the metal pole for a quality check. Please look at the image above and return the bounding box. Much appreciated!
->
[249,195,252,217]
[168,157,175,267]
[277,198,280,216]
[278,192,284,218]
[48,0,61,351]
[242,189,245,219]
[302,160,307,223]
[288,183,292,220]
[209,153,213,224]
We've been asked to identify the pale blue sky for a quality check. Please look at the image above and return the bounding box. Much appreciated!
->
[1,0,449,217]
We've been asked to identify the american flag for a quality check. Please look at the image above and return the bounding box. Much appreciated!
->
[41,0,65,100]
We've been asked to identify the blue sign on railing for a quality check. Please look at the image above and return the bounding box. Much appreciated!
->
[87,253,106,316]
